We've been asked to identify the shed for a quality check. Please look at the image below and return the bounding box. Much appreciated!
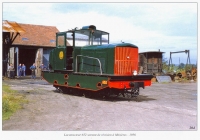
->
[3,20,59,76]
[139,51,165,75]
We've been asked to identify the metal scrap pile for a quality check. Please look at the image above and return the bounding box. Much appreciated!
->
[173,67,197,82]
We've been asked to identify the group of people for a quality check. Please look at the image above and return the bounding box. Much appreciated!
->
[18,63,26,77]
[7,63,47,79]
[30,63,48,79]
[29,63,47,79]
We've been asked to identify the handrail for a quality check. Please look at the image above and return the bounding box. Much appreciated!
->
[75,55,102,75]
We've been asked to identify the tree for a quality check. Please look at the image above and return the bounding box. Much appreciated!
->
[178,63,185,69]
[162,57,169,73]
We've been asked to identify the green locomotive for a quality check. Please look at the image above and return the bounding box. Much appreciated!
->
[43,25,153,98]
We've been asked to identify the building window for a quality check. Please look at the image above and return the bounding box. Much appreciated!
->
[22,37,29,41]
[50,40,55,43]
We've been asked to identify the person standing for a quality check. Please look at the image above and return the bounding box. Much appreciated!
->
[18,63,22,77]
[30,63,36,79]
[8,63,15,79]
[22,64,26,76]
[39,63,47,80]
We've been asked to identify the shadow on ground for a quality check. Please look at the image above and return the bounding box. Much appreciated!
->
[53,89,156,102]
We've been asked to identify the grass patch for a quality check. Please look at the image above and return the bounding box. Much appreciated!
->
[2,84,28,120]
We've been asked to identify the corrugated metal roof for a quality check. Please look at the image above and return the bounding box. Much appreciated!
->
[3,20,25,33]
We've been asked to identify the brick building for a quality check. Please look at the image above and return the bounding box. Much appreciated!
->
[3,20,59,76]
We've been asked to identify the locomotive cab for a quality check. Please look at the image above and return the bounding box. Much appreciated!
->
[49,25,109,71]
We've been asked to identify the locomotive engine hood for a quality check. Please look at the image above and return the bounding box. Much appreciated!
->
[79,42,139,75]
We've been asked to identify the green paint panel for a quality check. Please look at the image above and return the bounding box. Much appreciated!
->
[49,47,66,70]
[43,72,108,90]
[43,72,65,84]
[54,47,66,70]
[79,44,115,74]
[67,74,107,90]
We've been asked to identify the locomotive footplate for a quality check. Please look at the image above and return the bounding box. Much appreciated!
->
[108,74,153,89]
[107,74,153,98]
[108,74,153,81]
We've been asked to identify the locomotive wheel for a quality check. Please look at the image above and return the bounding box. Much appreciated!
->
[56,87,63,93]
[125,93,132,98]
[131,88,140,97]
[73,89,83,96]
[83,92,92,98]
[61,87,70,94]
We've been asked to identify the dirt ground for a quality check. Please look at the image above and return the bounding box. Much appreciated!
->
[2,77,197,131]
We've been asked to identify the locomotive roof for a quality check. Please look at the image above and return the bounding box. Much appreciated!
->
[62,28,109,34]
[59,28,109,41]
[82,43,138,49]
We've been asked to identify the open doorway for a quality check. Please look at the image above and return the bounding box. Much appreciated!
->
[18,48,37,75]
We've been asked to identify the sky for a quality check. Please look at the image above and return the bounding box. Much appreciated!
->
[2,2,198,65]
